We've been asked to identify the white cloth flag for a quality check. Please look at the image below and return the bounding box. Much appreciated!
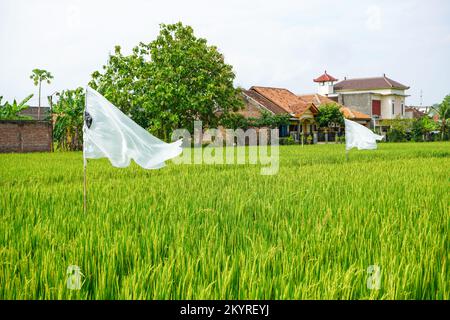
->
[83,87,182,169]
[344,118,383,151]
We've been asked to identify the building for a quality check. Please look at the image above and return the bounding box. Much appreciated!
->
[297,93,371,126]
[243,86,318,139]
[404,106,428,119]
[241,86,371,143]
[313,71,410,128]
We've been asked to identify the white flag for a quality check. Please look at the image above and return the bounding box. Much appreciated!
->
[83,87,182,169]
[344,119,383,151]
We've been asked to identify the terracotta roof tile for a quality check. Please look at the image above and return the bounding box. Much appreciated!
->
[313,71,338,83]
[250,86,301,113]
[244,86,318,118]
[242,89,287,115]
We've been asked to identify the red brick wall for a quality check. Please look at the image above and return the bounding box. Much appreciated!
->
[0,120,52,153]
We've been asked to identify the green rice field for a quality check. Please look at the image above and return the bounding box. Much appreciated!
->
[0,142,449,299]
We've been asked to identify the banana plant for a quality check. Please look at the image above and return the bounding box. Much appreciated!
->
[52,88,85,150]
[0,94,34,120]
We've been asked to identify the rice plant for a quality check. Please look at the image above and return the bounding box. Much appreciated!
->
[0,142,448,299]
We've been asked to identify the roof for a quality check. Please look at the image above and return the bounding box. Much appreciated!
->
[313,71,338,83]
[298,93,371,120]
[244,86,318,117]
[242,89,287,115]
[334,75,409,91]
[298,93,337,106]
[405,107,427,118]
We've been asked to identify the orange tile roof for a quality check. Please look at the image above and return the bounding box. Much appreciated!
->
[243,89,287,114]
[250,86,317,117]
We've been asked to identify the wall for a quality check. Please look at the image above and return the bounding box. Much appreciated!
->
[338,93,372,115]
[380,95,405,119]
[19,107,51,120]
[0,120,52,153]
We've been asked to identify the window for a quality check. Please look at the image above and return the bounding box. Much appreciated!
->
[372,100,381,116]
[401,103,404,116]
[392,100,395,115]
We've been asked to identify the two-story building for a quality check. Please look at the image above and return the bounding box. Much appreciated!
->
[313,71,410,128]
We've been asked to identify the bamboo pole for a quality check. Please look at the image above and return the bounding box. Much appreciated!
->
[83,88,87,214]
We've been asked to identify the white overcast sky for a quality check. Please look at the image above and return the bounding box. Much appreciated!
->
[1,0,449,106]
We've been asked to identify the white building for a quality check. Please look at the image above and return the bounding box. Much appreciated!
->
[313,71,410,127]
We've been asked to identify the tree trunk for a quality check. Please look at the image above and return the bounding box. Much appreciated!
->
[38,80,41,120]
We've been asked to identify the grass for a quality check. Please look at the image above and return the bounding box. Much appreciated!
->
[0,142,449,299]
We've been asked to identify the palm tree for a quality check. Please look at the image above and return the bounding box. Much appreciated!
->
[430,95,450,140]
[30,69,53,120]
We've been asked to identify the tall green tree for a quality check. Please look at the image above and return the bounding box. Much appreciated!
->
[431,94,450,140]
[30,69,53,120]
[90,22,243,140]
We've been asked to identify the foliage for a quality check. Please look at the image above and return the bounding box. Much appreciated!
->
[52,87,85,151]
[380,117,414,142]
[219,110,291,131]
[30,69,53,109]
[219,113,250,130]
[249,110,291,129]
[0,95,33,120]
[29,69,53,86]
[411,116,438,142]
[431,94,450,140]
[279,136,295,145]
[90,22,243,140]
[1,143,448,299]
[316,103,344,129]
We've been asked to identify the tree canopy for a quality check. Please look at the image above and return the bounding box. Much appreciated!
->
[90,22,244,140]
[315,103,344,129]
[29,69,53,86]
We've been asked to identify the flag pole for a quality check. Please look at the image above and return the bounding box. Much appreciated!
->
[83,87,87,214]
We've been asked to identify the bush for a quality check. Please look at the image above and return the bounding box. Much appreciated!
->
[279,136,296,145]
[388,129,407,142]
